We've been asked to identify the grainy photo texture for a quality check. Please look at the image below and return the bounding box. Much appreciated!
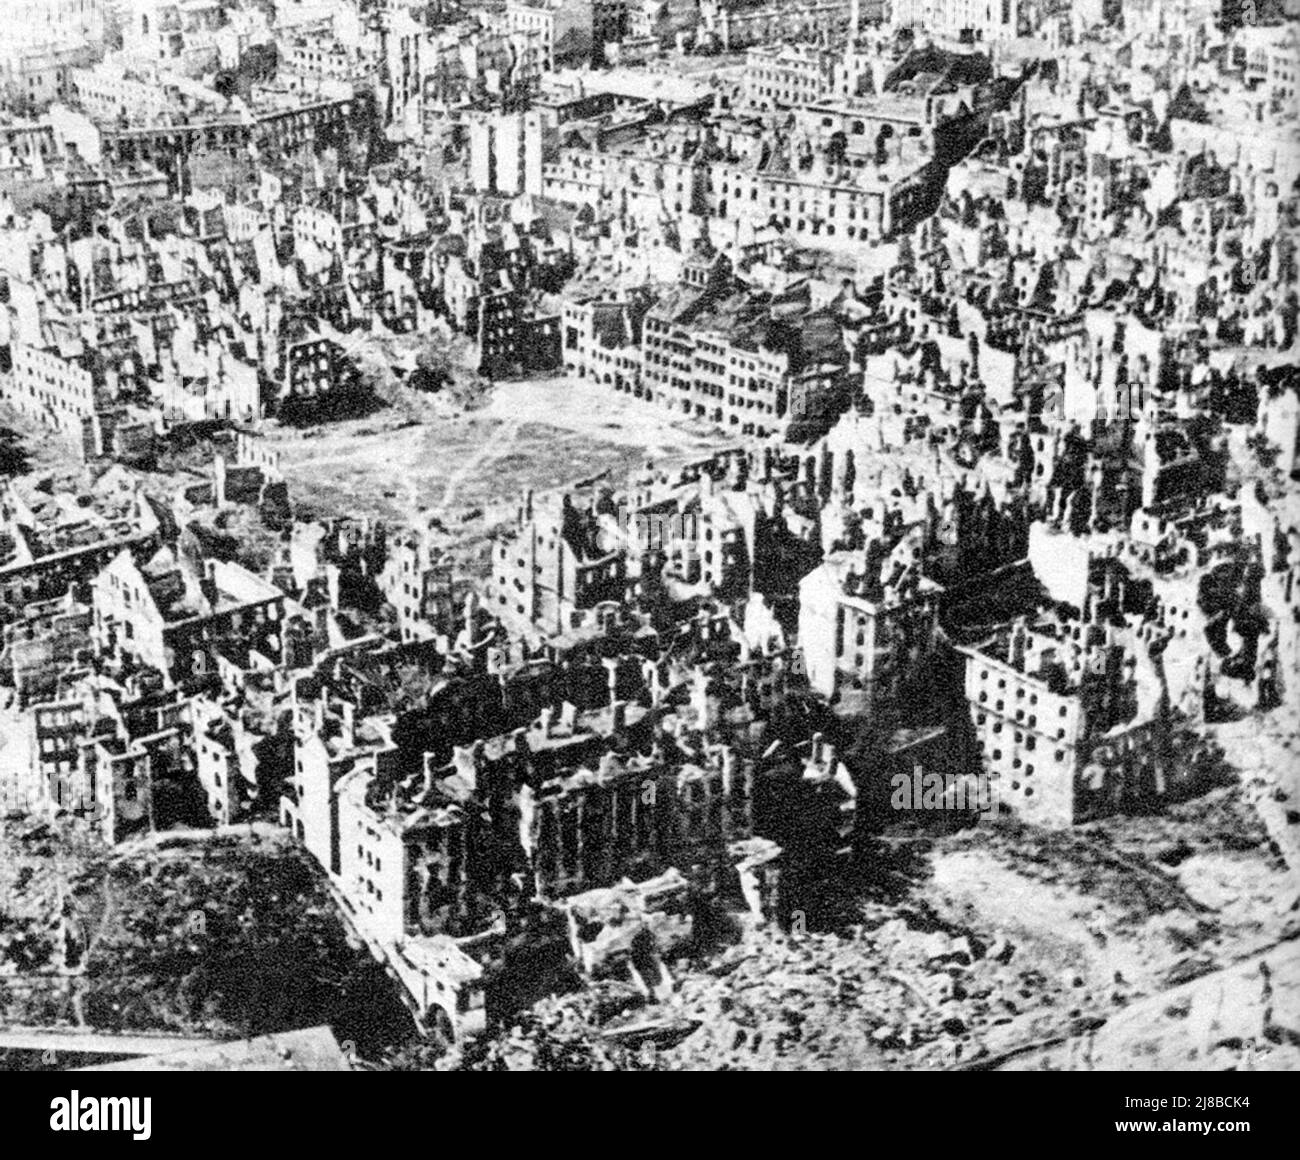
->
[0,0,1296,1079]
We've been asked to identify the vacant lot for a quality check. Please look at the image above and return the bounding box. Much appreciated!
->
[271,376,728,549]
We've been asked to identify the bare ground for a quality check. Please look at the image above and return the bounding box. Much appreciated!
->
[269,376,727,551]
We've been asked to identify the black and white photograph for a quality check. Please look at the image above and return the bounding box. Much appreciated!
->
[0,0,1296,1123]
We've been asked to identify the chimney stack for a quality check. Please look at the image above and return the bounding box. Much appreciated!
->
[537,705,556,736]
[719,744,736,793]
[451,740,484,793]
[213,454,227,506]
[643,659,664,706]
[1011,617,1029,672]
[559,700,577,732]
[602,655,620,701]
[340,698,355,750]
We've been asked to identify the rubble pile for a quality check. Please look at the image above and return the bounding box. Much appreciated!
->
[438,906,1093,1072]
[433,780,1299,1071]
[0,819,106,980]
[1003,940,1300,1071]
[433,985,662,1072]
[0,825,408,1050]
[563,870,694,996]
[941,818,1213,923]
[1209,715,1300,869]
[1100,786,1276,864]
[663,909,1098,1071]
